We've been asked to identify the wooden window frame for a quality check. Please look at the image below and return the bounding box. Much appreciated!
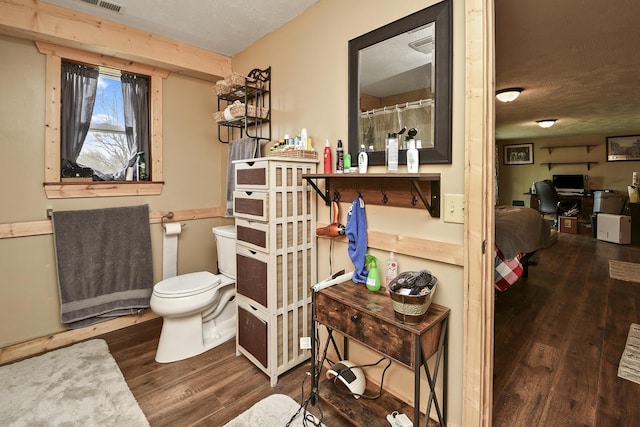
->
[37,42,169,198]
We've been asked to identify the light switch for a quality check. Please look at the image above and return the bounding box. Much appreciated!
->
[443,194,464,223]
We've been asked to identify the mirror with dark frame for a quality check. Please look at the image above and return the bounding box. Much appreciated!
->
[348,0,452,166]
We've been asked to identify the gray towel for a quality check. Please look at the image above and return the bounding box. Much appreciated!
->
[226,137,259,217]
[52,205,153,329]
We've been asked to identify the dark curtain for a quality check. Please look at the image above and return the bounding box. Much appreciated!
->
[60,62,99,170]
[121,73,150,179]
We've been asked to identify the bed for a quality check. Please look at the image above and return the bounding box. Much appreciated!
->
[494,205,551,291]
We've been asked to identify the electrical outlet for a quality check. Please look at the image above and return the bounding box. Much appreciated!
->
[300,337,311,350]
[443,194,464,223]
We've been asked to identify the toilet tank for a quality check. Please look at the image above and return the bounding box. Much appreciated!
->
[212,225,236,279]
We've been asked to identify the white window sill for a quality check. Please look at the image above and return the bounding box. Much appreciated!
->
[44,181,164,199]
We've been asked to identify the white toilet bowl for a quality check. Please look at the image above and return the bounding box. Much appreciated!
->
[150,225,237,363]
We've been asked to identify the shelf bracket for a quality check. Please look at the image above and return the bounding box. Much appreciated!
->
[305,177,331,206]
[411,178,440,217]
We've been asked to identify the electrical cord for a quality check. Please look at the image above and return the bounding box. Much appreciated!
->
[286,307,332,427]
[285,371,324,427]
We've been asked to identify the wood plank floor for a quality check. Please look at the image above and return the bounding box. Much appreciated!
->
[99,319,351,426]
[493,230,640,426]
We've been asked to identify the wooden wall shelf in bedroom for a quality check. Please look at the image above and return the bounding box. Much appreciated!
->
[539,144,598,153]
[539,161,598,170]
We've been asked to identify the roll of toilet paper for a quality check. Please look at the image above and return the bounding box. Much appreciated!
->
[162,222,182,279]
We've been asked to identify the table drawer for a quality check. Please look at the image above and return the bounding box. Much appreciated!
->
[235,160,268,190]
[234,190,268,221]
[314,291,415,367]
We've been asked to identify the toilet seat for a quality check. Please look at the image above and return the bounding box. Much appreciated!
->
[154,271,221,298]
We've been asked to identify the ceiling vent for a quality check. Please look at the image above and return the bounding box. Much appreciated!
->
[77,0,125,14]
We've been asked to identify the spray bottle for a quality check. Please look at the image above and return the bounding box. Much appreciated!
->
[365,254,381,292]
[323,139,332,174]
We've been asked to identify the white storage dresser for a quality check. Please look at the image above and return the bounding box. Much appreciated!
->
[233,157,317,386]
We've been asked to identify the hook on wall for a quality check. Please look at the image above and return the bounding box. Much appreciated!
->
[410,185,418,206]
[380,188,388,204]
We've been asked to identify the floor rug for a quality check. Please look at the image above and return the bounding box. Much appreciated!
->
[609,260,640,284]
[224,394,324,427]
[619,323,640,385]
[0,339,149,426]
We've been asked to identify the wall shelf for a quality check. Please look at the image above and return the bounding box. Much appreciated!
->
[540,161,598,170]
[540,144,598,154]
[302,173,440,217]
[216,67,271,144]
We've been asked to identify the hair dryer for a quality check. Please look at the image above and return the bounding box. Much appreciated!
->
[316,201,345,237]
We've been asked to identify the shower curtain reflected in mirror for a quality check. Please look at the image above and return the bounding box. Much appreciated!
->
[359,100,433,152]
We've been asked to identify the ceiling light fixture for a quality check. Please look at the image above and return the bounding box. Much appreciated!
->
[536,119,557,128]
[495,88,523,103]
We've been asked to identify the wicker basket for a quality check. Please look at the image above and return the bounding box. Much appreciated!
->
[213,79,231,96]
[224,72,263,89]
[228,102,269,119]
[388,271,437,324]
[213,103,269,123]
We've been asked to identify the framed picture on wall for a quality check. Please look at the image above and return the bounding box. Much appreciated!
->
[606,135,640,161]
[503,143,534,165]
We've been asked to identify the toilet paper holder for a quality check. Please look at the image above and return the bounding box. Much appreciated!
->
[161,212,186,229]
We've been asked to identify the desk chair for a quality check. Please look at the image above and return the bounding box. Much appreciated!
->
[534,180,576,228]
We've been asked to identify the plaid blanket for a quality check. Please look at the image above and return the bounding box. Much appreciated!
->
[494,245,523,292]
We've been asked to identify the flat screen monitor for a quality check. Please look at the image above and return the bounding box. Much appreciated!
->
[552,174,584,192]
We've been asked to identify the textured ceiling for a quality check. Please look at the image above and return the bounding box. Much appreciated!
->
[41,0,319,57]
[495,0,640,140]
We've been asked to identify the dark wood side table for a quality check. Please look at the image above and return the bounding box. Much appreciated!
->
[313,280,449,427]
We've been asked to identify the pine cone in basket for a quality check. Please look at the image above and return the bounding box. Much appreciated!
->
[389,271,437,296]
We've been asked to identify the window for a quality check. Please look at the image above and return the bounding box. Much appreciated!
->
[61,62,150,182]
[79,69,129,177]
[37,42,168,198]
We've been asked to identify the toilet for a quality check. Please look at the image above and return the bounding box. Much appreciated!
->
[150,224,237,363]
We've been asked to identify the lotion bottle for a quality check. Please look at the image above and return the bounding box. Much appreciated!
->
[385,251,398,288]
[358,144,368,173]
[406,139,419,173]
[323,139,332,174]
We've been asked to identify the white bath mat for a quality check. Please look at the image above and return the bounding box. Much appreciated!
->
[619,323,640,385]
[224,394,324,427]
[0,339,149,426]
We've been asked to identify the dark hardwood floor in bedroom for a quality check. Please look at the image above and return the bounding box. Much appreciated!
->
[493,229,640,426]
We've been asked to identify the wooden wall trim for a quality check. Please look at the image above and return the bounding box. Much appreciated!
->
[0,207,226,239]
[316,222,464,266]
[0,0,231,82]
[0,311,158,365]
[463,0,495,426]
